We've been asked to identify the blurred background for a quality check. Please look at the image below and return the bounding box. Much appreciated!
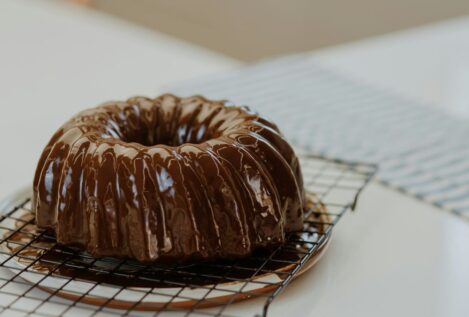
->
[73,0,469,61]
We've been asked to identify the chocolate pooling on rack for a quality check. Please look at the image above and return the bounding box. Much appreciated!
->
[6,197,328,289]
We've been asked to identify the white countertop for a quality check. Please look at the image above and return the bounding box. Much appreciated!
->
[1,1,468,316]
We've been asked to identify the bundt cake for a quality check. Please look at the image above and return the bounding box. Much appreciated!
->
[33,94,305,262]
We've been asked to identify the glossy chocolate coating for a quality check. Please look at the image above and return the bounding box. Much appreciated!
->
[33,94,305,262]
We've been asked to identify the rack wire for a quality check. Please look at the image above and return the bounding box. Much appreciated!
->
[0,154,375,317]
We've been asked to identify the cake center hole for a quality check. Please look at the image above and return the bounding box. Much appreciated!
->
[123,124,212,147]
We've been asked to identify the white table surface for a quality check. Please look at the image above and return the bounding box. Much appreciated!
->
[1,1,468,316]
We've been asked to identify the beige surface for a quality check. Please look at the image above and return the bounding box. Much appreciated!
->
[88,0,469,61]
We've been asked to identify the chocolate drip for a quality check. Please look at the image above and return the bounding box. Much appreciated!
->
[33,94,305,262]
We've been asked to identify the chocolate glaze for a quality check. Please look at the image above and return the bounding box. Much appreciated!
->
[33,94,305,262]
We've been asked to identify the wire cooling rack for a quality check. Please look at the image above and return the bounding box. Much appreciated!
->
[0,154,375,317]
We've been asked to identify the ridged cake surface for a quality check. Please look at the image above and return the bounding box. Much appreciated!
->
[33,94,305,262]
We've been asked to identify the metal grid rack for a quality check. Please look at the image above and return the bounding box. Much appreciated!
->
[0,155,375,317]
